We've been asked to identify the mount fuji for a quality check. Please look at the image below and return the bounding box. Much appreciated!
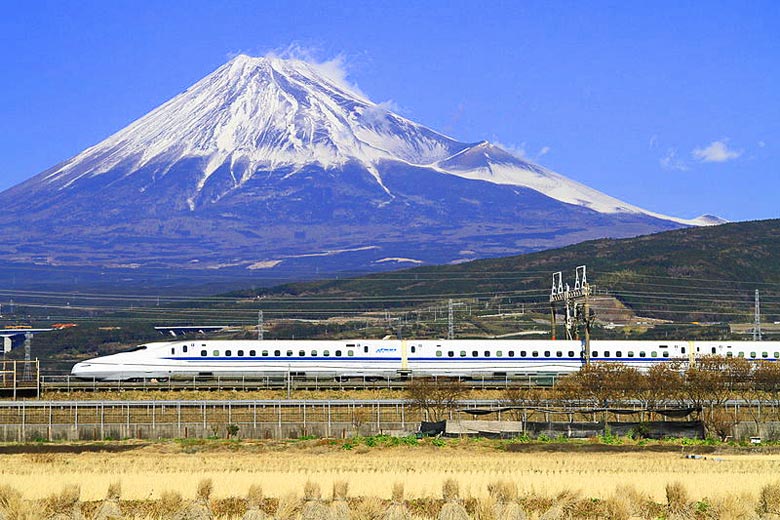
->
[0,55,721,286]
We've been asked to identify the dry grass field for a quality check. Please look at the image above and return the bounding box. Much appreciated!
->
[0,439,779,518]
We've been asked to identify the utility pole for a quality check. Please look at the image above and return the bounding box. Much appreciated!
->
[23,332,32,381]
[448,299,454,340]
[753,290,762,341]
[257,310,264,341]
[550,266,594,364]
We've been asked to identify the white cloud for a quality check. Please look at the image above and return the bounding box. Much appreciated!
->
[263,44,368,100]
[758,140,766,148]
[360,100,400,127]
[493,140,529,159]
[659,148,689,171]
[493,141,550,162]
[692,139,743,163]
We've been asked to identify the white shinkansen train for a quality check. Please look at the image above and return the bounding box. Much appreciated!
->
[70,339,780,381]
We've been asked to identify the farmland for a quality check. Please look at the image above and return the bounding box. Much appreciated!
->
[0,439,779,518]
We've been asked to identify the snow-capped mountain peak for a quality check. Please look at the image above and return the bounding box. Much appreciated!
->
[42,54,464,200]
[32,54,716,226]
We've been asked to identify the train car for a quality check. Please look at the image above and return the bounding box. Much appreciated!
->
[70,338,780,381]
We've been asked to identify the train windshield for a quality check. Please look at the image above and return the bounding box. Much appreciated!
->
[122,345,148,353]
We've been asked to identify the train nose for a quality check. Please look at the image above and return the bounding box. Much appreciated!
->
[71,362,97,379]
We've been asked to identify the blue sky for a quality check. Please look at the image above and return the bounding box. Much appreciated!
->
[1,0,777,222]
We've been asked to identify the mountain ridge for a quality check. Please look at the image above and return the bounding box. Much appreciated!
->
[0,54,720,282]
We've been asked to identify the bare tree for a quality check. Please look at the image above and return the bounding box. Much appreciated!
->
[406,377,469,421]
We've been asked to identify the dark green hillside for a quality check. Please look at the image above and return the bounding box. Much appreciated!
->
[236,219,780,323]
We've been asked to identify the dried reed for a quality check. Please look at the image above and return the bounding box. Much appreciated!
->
[242,485,267,520]
[665,481,690,518]
[300,481,330,520]
[274,493,300,520]
[438,479,469,520]
[0,484,32,520]
[173,479,215,520]
[44,485,84,520]
[760,481,780,517]
[93,481,123,520]
[330,481,350,520]
[353,497,387,520]
[383,483,411,520]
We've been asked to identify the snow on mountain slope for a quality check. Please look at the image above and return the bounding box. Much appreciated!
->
[436,141,720,226]
[42,55,465,204]
[33,53,714,225]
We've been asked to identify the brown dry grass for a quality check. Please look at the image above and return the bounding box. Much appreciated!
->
[1,442,779,503]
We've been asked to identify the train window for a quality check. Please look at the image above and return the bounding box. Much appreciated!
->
[532,351,539,358]
[751,352,757,359]
[299,350,306,357]
[775,352,780,358]
[323,350,330,357]
[348,351,354,357]
[627,352,634,358]
[568,351,575,357]
[201,350,207,357]
[226,350,232,356]
[519,351,525,357]
[510,351,516,358]
[496,351,503,357]
[460,351,466,357]
[183,346,188,353]
[712,347,717,354]
[336,350,342,357]
[436,351,443,357]
[639,351,646,358]
[213,350,219,356]
[544,351,550,357]
[592,351,598,358]
[262,350,268,357]
[411,346,416,353]
[250,350,256,357]
[311,350,318,356]
[448,351,454,358]
[238,350,244,357]
[472,351,478,357]
[364,346,369,353]
[171,348,175,355]
[274,350,280,356]
[762,352,769,358]
[201,344,207,347]
[604,351,610,357]
[484,350,490,357]
[286,350,293,357]
[681,347,686,354]
[726,352,733,358]
[346,343,355,348]
[616,351,622,357]
[662,351,669,357]
[556,351,562,358]
[738,352,745,358]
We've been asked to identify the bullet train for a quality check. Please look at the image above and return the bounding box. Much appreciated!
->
[70,338,780,381]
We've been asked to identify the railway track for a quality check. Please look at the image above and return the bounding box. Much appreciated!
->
[38,373,562,393]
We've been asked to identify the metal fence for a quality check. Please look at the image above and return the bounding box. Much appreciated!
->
[0,399,436,442]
